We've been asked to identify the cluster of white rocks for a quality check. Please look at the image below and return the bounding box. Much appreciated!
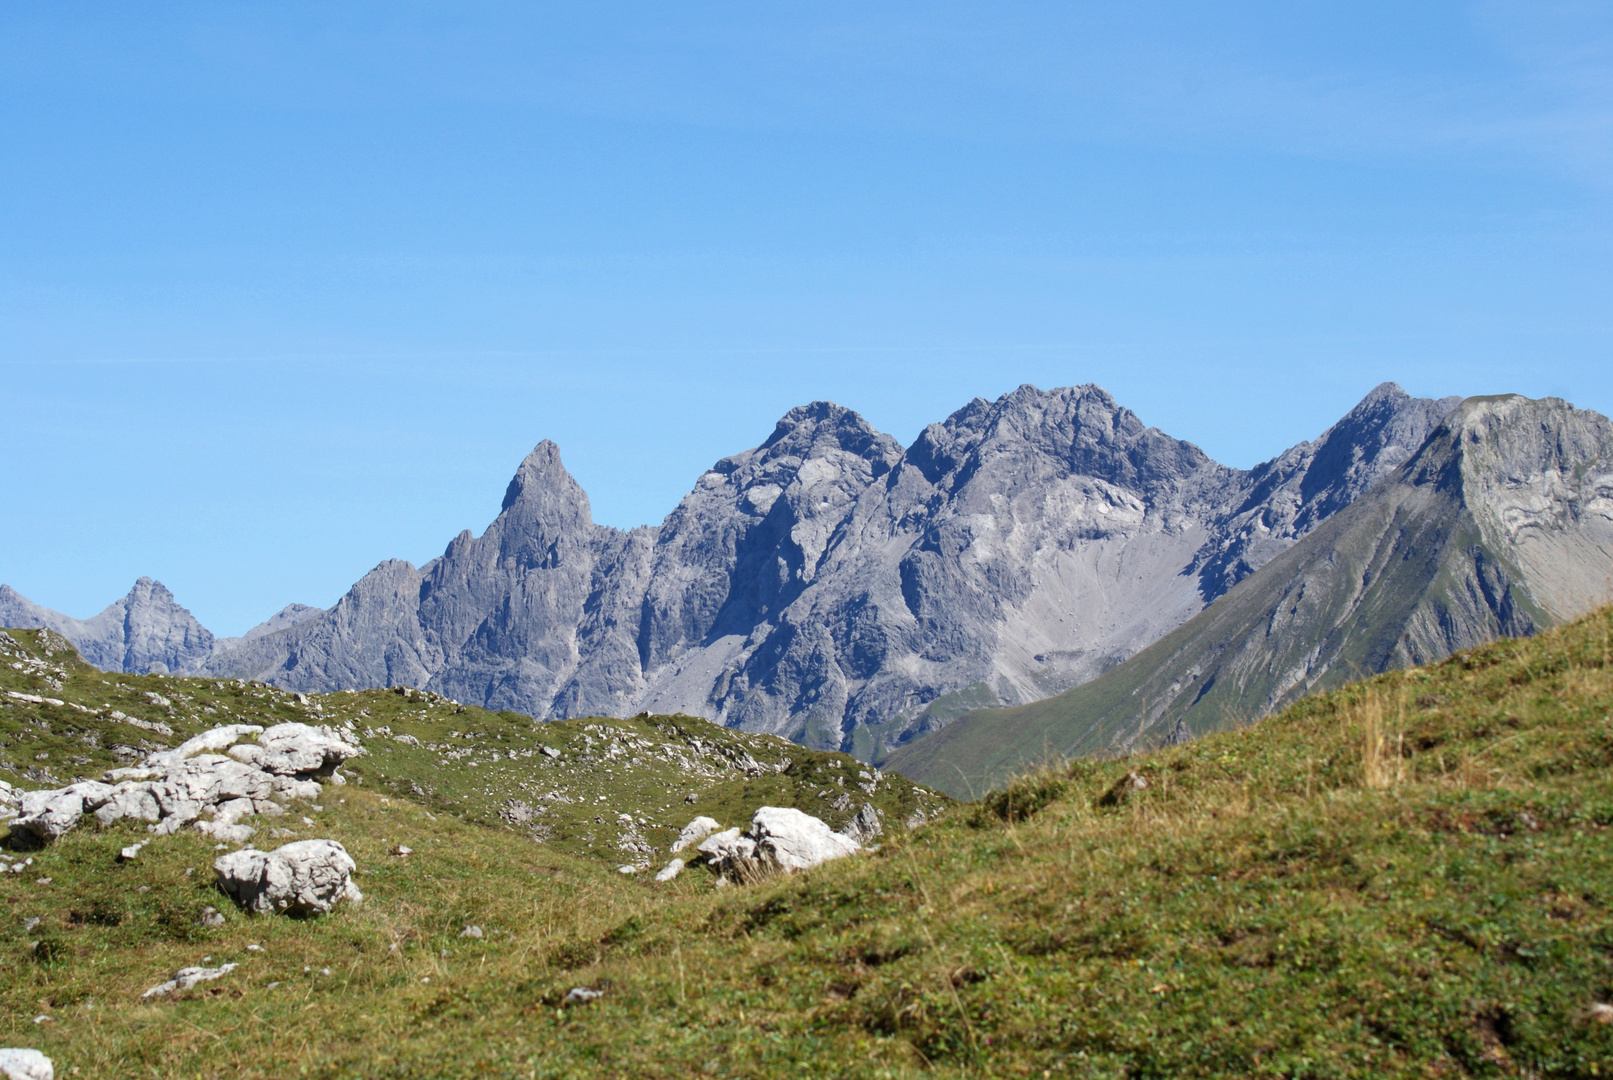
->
[8,722,361,847]
[651,804,880,883]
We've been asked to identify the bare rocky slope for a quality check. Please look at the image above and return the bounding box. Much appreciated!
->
[4,383,1459,757]
[885,393,1613,796]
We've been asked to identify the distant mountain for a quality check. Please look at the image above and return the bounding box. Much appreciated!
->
[0,583,320,676]
[190,382,1457,755]
[0,577,214,675]
[883,394,1613,796]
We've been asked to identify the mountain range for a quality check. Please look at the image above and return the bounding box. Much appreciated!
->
[5,381,1515,762]
[886,392,1613,795]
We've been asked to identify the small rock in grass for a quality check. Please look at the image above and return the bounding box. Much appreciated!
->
[459,925,483,939]
[118,842,146,862]
[140,963,238,1000]
[616,864,638,875]
[566,987,603,1004]
[654,858,684,882]
[391,845,412,857]
[1591,1002,1613,1025]
[245,944,264,952]
[22,918,39,932]
[0,1047,53,1080]
[34,878,51,886]
[199,906,226,928]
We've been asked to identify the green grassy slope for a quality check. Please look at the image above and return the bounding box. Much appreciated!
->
[6,610,1613,1076]
[0,628,946,864]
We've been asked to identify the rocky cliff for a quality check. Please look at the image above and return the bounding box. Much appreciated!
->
[180,382,1457,755]
[885,393,1613,795]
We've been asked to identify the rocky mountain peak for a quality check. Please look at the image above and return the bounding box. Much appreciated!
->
[501,440,580,512]
[1294,383,1463,517]
[905,383,1212,496]
[0,576,214,675]
[750,401,903,474]
[488,440,599,569]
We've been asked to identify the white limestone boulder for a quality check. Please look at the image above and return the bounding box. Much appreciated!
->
[93,782,163,826]
[670,816,722,853]
[12,781,115,842]
[141,725,264,770]
[749,806,861,872]
[0,1048,53,1080]
[695,827,757,872]
[213,839,362,916]
[237,724,361,778]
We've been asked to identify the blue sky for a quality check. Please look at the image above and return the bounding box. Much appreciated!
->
[2,2,1609,635]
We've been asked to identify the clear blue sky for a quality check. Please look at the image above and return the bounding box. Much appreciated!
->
[2,2,1609,635]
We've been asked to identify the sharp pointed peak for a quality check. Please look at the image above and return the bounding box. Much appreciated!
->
[502,440,581,512]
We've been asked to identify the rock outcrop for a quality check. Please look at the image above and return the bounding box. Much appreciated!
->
[183,383,1462,756]
[670,816,722,853]
[9,723,360,846]
[749,806,861,871]
[213,839,362,916]
[696,806,861,878]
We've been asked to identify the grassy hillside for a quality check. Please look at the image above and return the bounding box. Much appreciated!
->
[5,611,1613,1076]
[0,627,946,864]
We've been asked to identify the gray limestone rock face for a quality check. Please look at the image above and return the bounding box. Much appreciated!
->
[211,603,324,650]
[189,382,1479,758]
